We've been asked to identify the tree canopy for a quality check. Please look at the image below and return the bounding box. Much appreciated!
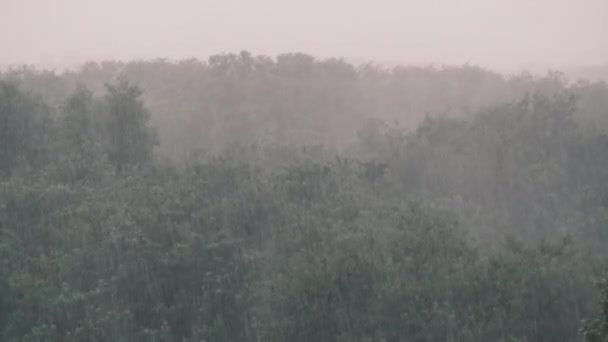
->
[1,55,608,341]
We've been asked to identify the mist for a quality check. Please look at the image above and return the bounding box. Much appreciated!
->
[3,0,607,71]
[3,1,608,341]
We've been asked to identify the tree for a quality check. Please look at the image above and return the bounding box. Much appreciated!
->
[583,280,608,342]
[54,85,109,182]
[103,80,157,172]
[0,81,52,176]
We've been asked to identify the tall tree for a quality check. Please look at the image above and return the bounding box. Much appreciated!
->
[104,80,157,172]
[53,85,110,182]
[0,81,52,176]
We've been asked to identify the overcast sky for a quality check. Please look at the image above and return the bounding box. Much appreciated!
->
[2,0,607,71]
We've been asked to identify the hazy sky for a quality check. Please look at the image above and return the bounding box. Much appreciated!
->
[2,0,607,71]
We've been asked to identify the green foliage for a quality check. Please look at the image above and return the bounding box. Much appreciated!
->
[2,58,608,341]
[7,54,608,156]
[0,81,53,176]
[104,80,158,172]
[583,280,608,342]
[52,86,109,183]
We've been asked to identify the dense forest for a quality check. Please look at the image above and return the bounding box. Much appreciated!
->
[2,52,608,341]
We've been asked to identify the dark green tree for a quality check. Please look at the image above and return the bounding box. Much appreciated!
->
[53,85,110,182]
[0,81,52,176]
[583,280,608,342]
[104,80,157,172]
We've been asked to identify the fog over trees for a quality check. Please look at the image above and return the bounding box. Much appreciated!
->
[2,0,608,340]
[1,53,608,341]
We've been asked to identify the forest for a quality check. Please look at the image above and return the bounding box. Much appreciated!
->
[2,52,608,341]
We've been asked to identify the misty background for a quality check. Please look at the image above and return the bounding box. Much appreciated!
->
[3,0,608,74]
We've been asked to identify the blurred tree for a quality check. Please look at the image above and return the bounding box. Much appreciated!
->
[583,280,608,342]
[0,81,52,176]
[104,80,158,172]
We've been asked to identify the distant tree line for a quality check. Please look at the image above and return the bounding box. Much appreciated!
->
[3,52,608,156]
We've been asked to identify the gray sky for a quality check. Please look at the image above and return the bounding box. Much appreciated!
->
[2,0,607,71]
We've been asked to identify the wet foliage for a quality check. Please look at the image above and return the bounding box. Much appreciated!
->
[2,57,608,341]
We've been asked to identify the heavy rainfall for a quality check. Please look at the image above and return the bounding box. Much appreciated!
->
[2,0,608,340]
